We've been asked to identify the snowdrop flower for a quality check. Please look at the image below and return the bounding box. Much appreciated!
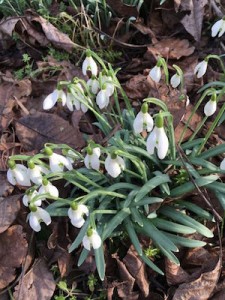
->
[204,94,217,117]
[147,113,169,159]
[68,203,89,228]
[22,190,41,207]
[43,88,67,110]
[105,153,125,178]
[84,147,101,170]
[133,103,153,134]
[211,18,225,37]
[82,50,98,76]
[67,83,88,112]
[194,60,208,78]
[82,228,102,250]
[44,147,73,173]
[170,73,181,88]
[96,87,110,109]
[102,74,115,96]
[87,76,100,94]
[220,158,225,170]
[27,161,49,185]
[39,178,59,198]
[28,205,51,232]
[7,160,31,186]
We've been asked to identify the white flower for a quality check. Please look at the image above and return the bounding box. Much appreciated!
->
[220,158,225,170]
[49,153,73,173]
[102,75,114,96]
[28,163,49,185]
[7,162,31,186]
[96,89,110,109]
[133,111,153,134]
[204,99,217,116]
[68,204,89,228]
[39,180,59,198]
[82,228,102,250]
[66,92,81,111]
[43,89,67,110]
[147,126,169,160]
[22,190,41,207]
[82,55,98,76]
[170,73,181,88]
[84,147,101,170]
[28,206,51,232]
[194,60,208,78]
[87,77,100,94]
[105,154,125,178]
[149,65,161,83]
[211,19,225,37]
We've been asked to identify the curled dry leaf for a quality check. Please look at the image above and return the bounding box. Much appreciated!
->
[0,195,21,234]
[165,258,191,286]
[0,225,27,289]
[144,38,195,60]
[13,259,56,300]
[15,112,85,151]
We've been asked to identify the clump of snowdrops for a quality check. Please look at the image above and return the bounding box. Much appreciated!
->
[7,23,225,278]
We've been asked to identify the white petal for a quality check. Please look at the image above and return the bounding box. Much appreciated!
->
[170,74,181,88]
[14,165,31,186]
[84,154,91,169]
[77,204,89,216]
[36,207,51,226]
[219,20,225,37]
[47,184,59,198]
[71,217,85,228]
[90,154,100,170]
[90,230,102,249]
[194,61,207,78]
[144,112,154,132]
[105,83,114,97]
[133,111,144,134]
[43,90,58,110]
[220,158,225,170]
[82,57,98,76]
[105,156,122,178]
[58,90,67,106]
[22,195,29,206]
[149,66,161,83]
[211,19,223,37]
[7,169,16,185]
[87,78,99,94]
[29,213,41,232]
[93,147,101,157]
[146,128,157,154]
[28,166,43,185]
[49,153,72,172]
[116,156,125,170]
[204,100,217,117]
[82,235,91,250]
[156,127,169,159]
[66,93,74,111]
[96,90,109,109]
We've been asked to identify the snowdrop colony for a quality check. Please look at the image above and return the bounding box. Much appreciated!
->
[7,19,225,278]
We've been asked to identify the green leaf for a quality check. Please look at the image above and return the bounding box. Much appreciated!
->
[197,143,225,160]
[78,248,89,267]
[159,206,213,238]
[102,208,130,241]
[151,218,196,234]
[213,190,225,210]
[141,254,164,275]
[131,197,163,207]
[124,217,142,256]
[181,138,204,150]
[94,245,105,281]
[163,232,206,248]
[134,174,170,202]
[69,219,90,253]
[175,201,213,221]
[130,207,144,227]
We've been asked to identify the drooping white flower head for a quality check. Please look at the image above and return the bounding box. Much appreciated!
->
[67,83,91,113]
[68,203,89,228]
[82,228,102,250]
[149,65,161,83]
[66,92,81,112]
[7,161,31,186]
[87,76,100,94]
[39,179,59,198]
[133,103,154,134]
[96,88,110,109]
[22,190,41,207]
[170,73,181,88]
[84,147,101,171]
[146,113,169,159]
[43,88,67,110]
[27,161,49,185]
[82,50,98,76]
[220,158,225,170]
[28,205,51,232]
[204,98,217,117]
[211,18,225,37]
[105,153,125,178]
[102,74,115,97]
[194,60,208,78]
[44,147,73,173]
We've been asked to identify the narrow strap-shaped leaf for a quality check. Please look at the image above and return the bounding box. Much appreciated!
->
[208,181,225,195]
[159,206,213,238]
[94,245,105,281]
[130,207,144,227]
[153,171,170,195]
[69,218,90,253]
[151,218,196,234]
[175,201,213,221]
[77,248,89,267]
[197,143,225,160]
[124,217,142,256]
[131,197,163,207]
[213,190,225,210]
[181,138,204,150]
[141,254,164,275]
[163,232,206,248]
[102,208,130,241]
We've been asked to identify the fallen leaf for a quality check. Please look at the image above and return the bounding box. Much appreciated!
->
[106,0,138,18]
[145,38,195,60]
[165,258,190,286]
[180,0,208,42]
[15,112,85,151]
[13,259,56,300]
[0,225,27,289]
[0,174,13,198]
[124,74,152,100]
[0,195,21,233]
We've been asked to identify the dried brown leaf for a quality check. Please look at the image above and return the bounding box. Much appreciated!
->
[13,259,56,300]
[0,195,21,233]
[124,74,152,100]
[123,247,149,297]
[0,225,27,289]
[15,112,85,151]
[106,0,138,18]
[0,174,13,198]
[180,0,208,41]
[165,258,191,286]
